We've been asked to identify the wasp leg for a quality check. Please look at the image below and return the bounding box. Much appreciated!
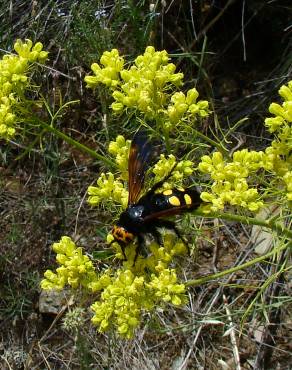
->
[121,245,127,260]
[119,243,127,260]
[133,234,147,264]
[148,225,164,247]
[155,219,190,254]
[108,239,127,260]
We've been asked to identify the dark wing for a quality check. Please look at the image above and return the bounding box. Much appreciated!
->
[128,131,152,205]
[142,205,196,222]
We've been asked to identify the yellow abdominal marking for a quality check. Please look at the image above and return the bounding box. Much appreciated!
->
[163,189,173,195]
[184,193,192,205]
[169,195,181,206]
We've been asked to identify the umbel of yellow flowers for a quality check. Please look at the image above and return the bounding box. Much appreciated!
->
[199,80,292,210]
[41,234,187,339]
[85,46,210,130]
[0,39,48,140]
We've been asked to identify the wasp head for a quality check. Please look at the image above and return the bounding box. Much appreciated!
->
[111,224,134,245]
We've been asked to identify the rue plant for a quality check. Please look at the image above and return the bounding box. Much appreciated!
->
[2,43,290,338]
[43,46,291,337]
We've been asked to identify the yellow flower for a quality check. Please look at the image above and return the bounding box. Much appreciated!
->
[88,172,128,209]
[84,49,124,89]
[265,81,292,132]
[90,233,187,338]
[41,236,99,291]
[166,88,210,125]
[198,150,267,212]
[85,46,210,129]
[108,135,131,180]
[91,269,148,338]
[14,39,48,63]
[0,39,48,139]
[199,80,292,212]
[148,268,186,305]
[152,154,194,188]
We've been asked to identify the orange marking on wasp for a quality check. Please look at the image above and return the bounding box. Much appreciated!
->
[112,226,134,243]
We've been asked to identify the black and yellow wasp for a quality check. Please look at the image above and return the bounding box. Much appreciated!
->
[111,131,201,259]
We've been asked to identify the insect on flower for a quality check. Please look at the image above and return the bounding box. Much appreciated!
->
[111,131,202,260]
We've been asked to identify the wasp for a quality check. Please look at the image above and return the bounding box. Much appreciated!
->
[111,131,201,260]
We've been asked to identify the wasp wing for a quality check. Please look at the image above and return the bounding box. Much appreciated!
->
[128,131,152,205]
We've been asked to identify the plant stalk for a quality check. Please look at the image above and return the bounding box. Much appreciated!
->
[38,120,116,168]
[186,242,290,288]
[194,210,292,239]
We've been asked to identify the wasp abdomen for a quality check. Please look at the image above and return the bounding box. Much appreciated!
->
[150,188,201,213]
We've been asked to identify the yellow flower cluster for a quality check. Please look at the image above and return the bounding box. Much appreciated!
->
[148,268,186,306]
[108,134,131,180]
[41,233,187,338]
[14,39,48,63]
[198,150,272,212]
[44,136,192,339]
[264,127,291,176]
[166,89,209,127]
[85,46,210,127]
[199,79,292,210]
[264,81,292,133]
[88,136,130,209]
[110,47,183,117]
[91,233,187,338]
[84,49,124,88]
[264,81,291,202]
[0,39,48,140]
[152,154,194,189]
[41,236,99,291]
[91,270,149,339]
[110,231,187,272]
[148,233,187,266]
[88,172,129,209]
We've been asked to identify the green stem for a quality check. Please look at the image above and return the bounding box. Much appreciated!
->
[38,120,116,168]
[186,210,292,288]
[193,210,292,239]
[164,128,170,154]
[15,128,46,160]
[192,128,228,155]
[186,242,290,288]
